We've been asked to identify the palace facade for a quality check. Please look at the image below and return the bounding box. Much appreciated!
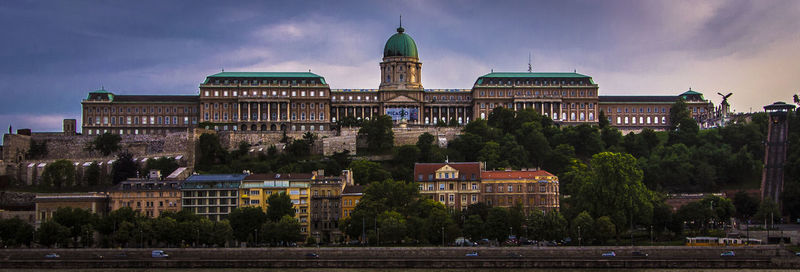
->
[81,25,719,134]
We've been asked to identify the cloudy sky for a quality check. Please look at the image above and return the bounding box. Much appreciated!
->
[1,0,798,137]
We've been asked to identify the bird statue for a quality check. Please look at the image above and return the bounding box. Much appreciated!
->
[793,94,799,106]
[717,92,733,105]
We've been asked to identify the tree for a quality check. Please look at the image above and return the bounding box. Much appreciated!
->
[569,152,656,238]
[462,215,484,241]
[594,216,616,244]
[359,115,394,154]
[487,107,516,134]
[378,211,407,244]
[274,215,303,245]
[754,198,781,225]
[228,207,267,243]
[144,157,179,179]
[477,141,501,170]
[417,133,436,162]
[484,207,510,242]
[84,162,102,186]
[51,207,98,246]
[0,218,34,247]
[111,151,138,185]
[196,133,229,171]
[733,191,759,221]
[349,160,391,185]
[37,221,70,247]
[598,110,609,129]
[41,159,76,188]
[571,211,595,244]
[266,192,295,222]
[86,132,122,156]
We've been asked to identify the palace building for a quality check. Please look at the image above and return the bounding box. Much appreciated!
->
[81,24,719,134]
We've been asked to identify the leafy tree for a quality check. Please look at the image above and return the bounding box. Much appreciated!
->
[37,221,70,247]
[487,107,516,134]
[232,141,251,159]
[274,215,303,245]
[196,133,229,171]
[349,160,391,185]
[754,198,781,225]
[41,159,76,188]
[571,211,595,244]
[598,110,609,129]
[86,132,122,156]
[84,162,102,186]
[416,133,436,162]
[266,192,295,222]
[462,215,484,241]
[359,115,394,154]
[541,210,568,241]
[111,151,138,184]
[600,127,622,150]
[0,218,34,247]
[594,216,616,244]
[144,157,179,179]
[378,211,407,244]
[51,207,98,246]
[484,207,510,241]
[477,141,501,170]
[228,207,267,243]
[569,152,656,238]
[209,220,233,246]
[733,191,759,221]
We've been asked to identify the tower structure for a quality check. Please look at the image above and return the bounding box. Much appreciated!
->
[761,101,796,204]
[378,24,424,124]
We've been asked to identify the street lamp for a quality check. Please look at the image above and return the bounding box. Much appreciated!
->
[442,226,445,247]
[578,226,582,248]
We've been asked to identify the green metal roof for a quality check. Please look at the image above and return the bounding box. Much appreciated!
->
[479,72,591,78]
[204,72,326,84]
[384,27,418,58]
[681,90,702,95]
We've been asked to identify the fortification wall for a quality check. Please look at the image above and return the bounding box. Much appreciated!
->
[27,132,192,160]
[216,131,337,151]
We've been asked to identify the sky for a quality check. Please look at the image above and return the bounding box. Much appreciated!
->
[1,0,799,138]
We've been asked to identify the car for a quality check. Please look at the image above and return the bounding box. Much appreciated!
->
[632,251,649,257]
[304,253,319,259]
[507,252,523,258]
[465,251,479,257]
[93,254,104,259]
[601,251,616,257]
[151,250,169,258]
[44,253,60,259]
[720,251,735,257]
[796,252,800,257]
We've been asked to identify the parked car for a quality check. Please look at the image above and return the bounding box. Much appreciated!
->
[720,251,735,257]
[795,252,800,257]
[465,251,479,257]
[601,251,616,257]
[304,253,319,259]
[44,253,60,259]
[151,250,169,258]
[631,251,649,258]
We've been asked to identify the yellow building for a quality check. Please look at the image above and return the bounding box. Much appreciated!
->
[34,193,109,228]
[340,183,363,219]
[241,173,312,235]
[110,171,182,218]
[481,170,560,214]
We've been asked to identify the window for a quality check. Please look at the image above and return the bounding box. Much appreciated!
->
[485,185,492,193]
[507,185,513,192]
[439,183,445,190]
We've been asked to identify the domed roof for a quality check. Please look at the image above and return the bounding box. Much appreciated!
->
[383,26,418,58]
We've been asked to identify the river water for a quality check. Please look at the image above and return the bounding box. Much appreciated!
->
[1,269,796,272]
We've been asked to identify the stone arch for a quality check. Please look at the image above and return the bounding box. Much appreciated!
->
[270,124,277,131]
[241,124,247,131]
[251,124,257,131]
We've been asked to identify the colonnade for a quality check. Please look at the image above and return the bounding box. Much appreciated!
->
[238,102,289,121]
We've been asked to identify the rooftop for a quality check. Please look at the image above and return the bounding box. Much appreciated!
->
[599,95,677,103]
[481,170,556,179]
[185,174,248,182]
[478,72,591,78]
[244,173,315,181]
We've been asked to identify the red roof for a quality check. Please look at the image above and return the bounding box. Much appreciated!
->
[342,184,364,194]
[481,170,555,180]
[413,162,481,181]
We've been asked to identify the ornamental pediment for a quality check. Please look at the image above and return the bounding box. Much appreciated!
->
[385,95,418,103]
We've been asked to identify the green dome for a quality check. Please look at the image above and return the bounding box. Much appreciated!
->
[383,27,418,58]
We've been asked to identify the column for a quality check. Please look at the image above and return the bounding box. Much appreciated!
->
[257,103,262,121]
[446,107,451,123]
[237,103,242,122]
[277,103,281,121]
[286,102,291,121]
[267,103,271,121]
[247,103,251,122]
[335,106,340,122]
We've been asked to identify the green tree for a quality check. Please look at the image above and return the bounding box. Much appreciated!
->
[754,198,781,225]
[378,211,407,244]
[111,151,138,185]
[51,207,98,246]
[416,133,436,162]
[41,159,76,188]
[228,207,267,243]
[570,152,656,239]
[196,133,229,171]
[84,162,102,186]
[349,159,391,185]
[733,191,759,221]
[598,110,609,129]
[487,107,516,134]
[274,215,303,245]
[484,207,510,242]
[37,221,70,247]
[477,141,501,170]
[266,192,295,222]
[594,216,616,244]
[0,218,34,247]
[571,211,595,244]
[86,132,122,156]
[144,157,179,179]
[359,115,394,154]
[462,215,484,241]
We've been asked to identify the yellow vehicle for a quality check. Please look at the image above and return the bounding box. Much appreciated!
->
[685,237,763,246]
